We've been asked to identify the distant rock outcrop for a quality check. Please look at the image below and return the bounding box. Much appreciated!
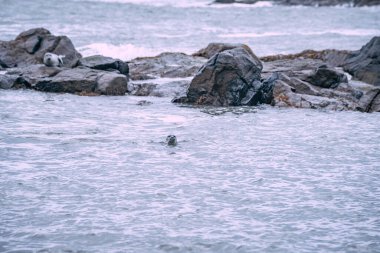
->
[0,28,82,68]
[213,0,380,6]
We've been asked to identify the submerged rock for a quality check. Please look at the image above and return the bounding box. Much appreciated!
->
[0,28,82,68]
[174,47,264,106]
[343,36,380,86]
[128,52,206,80]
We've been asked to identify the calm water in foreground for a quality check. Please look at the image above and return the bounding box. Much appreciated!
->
[1,90,379,252]
[1,0,380,252]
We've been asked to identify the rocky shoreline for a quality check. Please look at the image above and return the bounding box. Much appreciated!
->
[0,28,379,112]
[212,0,380,7]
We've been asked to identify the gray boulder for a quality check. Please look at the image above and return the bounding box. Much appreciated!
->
[343,36,380,86]
[193,42,256,59]
[34,67,128,95]
[174,47,263,106]
[0,74,20,89]
[78,55,129,76]
[5,64,62,87]
[0,28,81,68]
[128,52,206,80]
[1,65,128,95]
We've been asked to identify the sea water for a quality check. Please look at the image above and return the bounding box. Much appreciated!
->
[0,1,380,252]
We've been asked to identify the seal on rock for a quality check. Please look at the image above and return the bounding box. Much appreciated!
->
[43,52,65,67]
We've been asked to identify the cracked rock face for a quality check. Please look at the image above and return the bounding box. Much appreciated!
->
[0,28,82,68]
[175,47,264,106]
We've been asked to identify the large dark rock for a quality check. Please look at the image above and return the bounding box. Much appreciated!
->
[0,28,82,68]
[78,55,129,76]
[193,43,256,59]
[174,47,263,106]
[128,52,206,80]
[343,37,380,86]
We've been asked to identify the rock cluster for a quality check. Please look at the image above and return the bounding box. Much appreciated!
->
[0,28,129,95]
[174,39,380,112]
[1,28,379,112]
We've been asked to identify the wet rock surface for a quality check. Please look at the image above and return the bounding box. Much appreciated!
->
[1,28,379,111]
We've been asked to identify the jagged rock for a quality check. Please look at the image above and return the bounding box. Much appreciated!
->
[271,78,358,110]
[306,65,348,88]
[343,36,380,86]
[193,42,256,59]
[128,52,206,80]
[78,55,129,76]
[174,47,263,106]
[0,28,81,68]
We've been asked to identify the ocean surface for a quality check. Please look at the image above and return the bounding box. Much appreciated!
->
[1,0,380,253]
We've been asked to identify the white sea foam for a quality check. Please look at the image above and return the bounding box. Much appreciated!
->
[71,0,274,8]
[72,0,209,8]
[78,43,163,60]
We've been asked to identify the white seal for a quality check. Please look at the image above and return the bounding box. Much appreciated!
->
[43,52,65,67]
